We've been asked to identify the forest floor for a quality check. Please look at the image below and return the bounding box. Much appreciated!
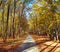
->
[0,33,28,52]
[0,34,60,52]
[31,34,60,52]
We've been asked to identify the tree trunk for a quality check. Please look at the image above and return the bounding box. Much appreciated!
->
[2,2,4,42]
[12,0,16,38]
[4,2,10,42]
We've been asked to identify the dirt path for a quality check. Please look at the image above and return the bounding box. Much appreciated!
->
[16,35,39,52]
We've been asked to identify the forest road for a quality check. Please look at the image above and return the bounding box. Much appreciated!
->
[16,35,39,52]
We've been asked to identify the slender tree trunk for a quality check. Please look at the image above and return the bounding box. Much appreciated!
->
[4,2,10,42]
[36,16,38,34]
[18,12,21,37]
[47,0,59,41]
[12,0,16,38]
[56,23,59,41]
[2,2,4,42]
[0,0,2,6]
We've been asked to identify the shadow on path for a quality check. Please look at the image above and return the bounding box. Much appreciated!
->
[40,42,55,52]
[16,35,39,52]
[16,42,36,52]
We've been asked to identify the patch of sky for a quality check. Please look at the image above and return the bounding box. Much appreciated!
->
[25,0,36,19]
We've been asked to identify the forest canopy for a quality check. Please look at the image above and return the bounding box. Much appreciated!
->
[0,0,60,42]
